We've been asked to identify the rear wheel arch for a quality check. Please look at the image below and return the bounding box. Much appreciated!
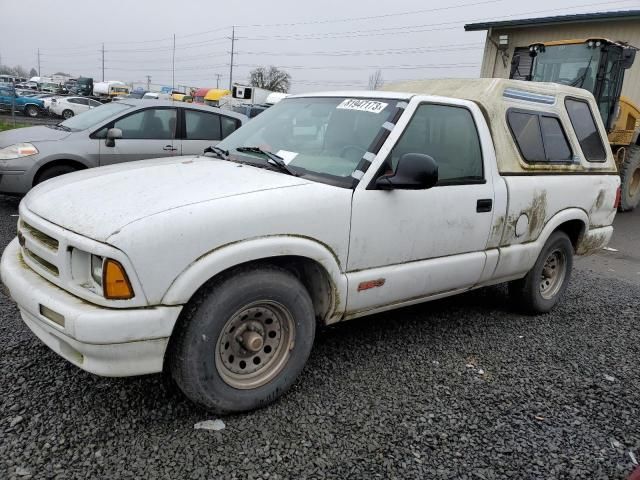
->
[554,219,586,251]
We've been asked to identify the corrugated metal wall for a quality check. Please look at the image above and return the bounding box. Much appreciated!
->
[480,19,640,103]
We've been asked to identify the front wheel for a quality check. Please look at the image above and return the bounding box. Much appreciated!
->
[24,105,39,117]
[62,109,74,119]
[169,266,316,414]
[508,231,573,314]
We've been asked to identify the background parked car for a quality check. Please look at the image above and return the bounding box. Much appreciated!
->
[0,100,248,194]
[0,86,44,117]
[231,103,270,118]
[50,96,102,119]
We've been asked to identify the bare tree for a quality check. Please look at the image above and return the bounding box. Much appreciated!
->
[249,66,291,93]
[0,64,28,77]
[368,69,384,90]
[29,68,37,78]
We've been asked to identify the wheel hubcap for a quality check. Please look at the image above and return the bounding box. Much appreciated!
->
[215,301,294,389]
[539,249,566,300]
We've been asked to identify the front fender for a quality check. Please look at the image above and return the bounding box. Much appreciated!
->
[161,235,348,318]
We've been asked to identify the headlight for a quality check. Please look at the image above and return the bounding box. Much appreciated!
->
[91,255,103,286]
[0,143,39,160]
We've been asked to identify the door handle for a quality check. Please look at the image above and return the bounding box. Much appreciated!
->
[476,199,493,213]
[163,145,177,151]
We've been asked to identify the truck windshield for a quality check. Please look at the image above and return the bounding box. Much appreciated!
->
[532,44,601,93]
[217,96,398,186]
[59,102,132,131]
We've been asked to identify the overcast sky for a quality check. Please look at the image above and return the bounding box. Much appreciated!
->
[1,0,639,93]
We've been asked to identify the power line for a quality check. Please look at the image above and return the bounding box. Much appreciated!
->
[22,0,636,56]
[235,43,485,57]
[234,63,480,71]
[239,0,639,41]
[237,0,506,27]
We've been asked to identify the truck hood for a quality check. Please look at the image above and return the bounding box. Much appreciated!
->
[0,125,70,148]
[24,156,311,241]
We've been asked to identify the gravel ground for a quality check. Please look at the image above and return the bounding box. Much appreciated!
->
[1,195,639,480]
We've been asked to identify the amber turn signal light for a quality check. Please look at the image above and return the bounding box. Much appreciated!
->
[103,259,134,300]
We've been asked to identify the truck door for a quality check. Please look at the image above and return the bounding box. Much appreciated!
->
[347,100,497,313]
[98,106,178,166]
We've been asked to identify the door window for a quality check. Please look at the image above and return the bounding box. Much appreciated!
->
[221,115,241,138]
[113,108,177,139]
[564,98,607,162]
[389,104,483,183]
[184,109,221,140]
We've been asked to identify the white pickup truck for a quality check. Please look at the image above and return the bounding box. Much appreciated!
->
[1,79,619,413]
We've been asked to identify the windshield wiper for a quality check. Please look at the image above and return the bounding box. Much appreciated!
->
[203,145,230,160]
[236,146,299,176]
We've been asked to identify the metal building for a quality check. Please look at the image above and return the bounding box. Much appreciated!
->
[465,10,640,102]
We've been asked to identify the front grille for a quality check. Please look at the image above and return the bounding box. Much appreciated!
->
[23,248,59,276]
[20,220,59,251]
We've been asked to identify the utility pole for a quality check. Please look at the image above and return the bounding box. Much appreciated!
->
[216,73,222,89]
[146,75,151,91]
[101,43,105,81]
[172,34,176,91]
[229,26,235,91]
[37,48,41,76]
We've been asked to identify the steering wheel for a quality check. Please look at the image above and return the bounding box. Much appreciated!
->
[340,144,367,159]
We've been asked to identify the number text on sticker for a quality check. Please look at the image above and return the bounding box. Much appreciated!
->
[337,99,388,114]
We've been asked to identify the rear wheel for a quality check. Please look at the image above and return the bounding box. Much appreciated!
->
[24,105,38,118]
[34,164,78,185]
[169,266,316,414]
[509,231,573,314]
[619,145,640,211]
[62,109,74,119]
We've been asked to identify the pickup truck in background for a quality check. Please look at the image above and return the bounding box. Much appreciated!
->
[0,79,619,414]
[0,86,44,117]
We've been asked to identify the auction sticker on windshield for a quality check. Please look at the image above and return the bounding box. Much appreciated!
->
[337,99,388,114]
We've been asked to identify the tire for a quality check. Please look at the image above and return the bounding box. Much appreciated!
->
[34,164,78,185]
[24,105,38,118]
[619,145,640,212]
[62,109,74,119]
[508,231,573,314]
[169,266,316,414]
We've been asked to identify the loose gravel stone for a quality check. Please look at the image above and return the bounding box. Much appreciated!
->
[1,195,639,479]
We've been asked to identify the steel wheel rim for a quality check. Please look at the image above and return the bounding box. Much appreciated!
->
[215,300,295,390]
[630,167,640,197]
[539,249,567,300]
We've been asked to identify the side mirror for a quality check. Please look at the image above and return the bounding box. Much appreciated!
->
[105,128,122,147]
[376,153,438,190]
[622,48,636,70]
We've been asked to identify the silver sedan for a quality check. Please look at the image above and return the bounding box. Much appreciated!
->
[0,100,248,194]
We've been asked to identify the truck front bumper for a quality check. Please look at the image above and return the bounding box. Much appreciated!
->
[1,238,182,377]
